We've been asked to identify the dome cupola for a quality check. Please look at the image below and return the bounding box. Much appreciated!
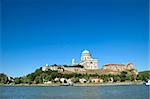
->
[82,49,90,54]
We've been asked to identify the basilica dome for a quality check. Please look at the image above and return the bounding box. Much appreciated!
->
[82,49,90,54]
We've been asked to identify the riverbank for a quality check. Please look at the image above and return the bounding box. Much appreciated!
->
[0,81,144,87]
[74,81,143,86]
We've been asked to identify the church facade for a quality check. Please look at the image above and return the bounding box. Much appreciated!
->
[72,49,99,69]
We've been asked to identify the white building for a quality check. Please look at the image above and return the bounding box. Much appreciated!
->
[72,49,99,69]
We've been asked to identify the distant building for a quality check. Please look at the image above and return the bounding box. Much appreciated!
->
[90,78,100,83]
[79,78,87,83]
[42,49,99,72]
[41,50,136,75]
[42,64,49,71]
[42,64,64,72]
[72,49,99,69]
[102,63,134,72]
[42,64,85,72]
[50,66,64,72]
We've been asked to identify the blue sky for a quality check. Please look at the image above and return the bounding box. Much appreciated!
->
[1,0,149,77]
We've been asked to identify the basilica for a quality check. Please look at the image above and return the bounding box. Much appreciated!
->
[42,49,136,74]
[72,49,99,69]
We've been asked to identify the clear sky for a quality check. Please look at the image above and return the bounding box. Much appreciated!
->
[1,0,149,77]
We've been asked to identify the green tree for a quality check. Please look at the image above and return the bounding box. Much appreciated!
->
[120,71,134,81]
[100,74,110,82]
[34,67,43,76]
[34,76,43,84]
[45,76,52,81]
[14,77,22,84]
[27,73,35,81]
[137,71,150,81]
[72,77,79,83]
[113,75,121,82]
[120,71,128,82]
[0,73,8,84]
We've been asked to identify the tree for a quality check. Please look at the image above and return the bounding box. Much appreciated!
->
[53,64,57,66]
[137,71,150,81]
[34,76,43,84]
[72,77,79,83]
[14,77,22,84]
[34,68,43,76]
[100,74,110,82]
[120,71,128,82]
[113,75,121,82]
[27,73,35,81]
[45,76,52,81]
[0,73,8,84]
[120,71,134,81]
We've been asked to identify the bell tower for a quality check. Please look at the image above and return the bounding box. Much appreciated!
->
[72,58,76,66]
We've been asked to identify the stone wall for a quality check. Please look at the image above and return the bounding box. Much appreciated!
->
[63,67,86,72]
[102,63,134,72]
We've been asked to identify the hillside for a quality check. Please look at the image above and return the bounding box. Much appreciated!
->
[12,67,140,84]
[1,68,149,85]
[136,70,150,81]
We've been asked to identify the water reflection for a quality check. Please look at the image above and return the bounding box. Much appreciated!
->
[0,85,149,99]
[80,87,101,99]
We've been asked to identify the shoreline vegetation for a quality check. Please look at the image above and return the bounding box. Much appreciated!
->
[0,66,150,87]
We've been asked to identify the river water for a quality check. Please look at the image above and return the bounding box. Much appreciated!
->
[0,84,149,99]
